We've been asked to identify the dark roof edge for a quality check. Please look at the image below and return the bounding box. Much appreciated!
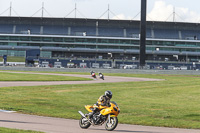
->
[0,16,199,25]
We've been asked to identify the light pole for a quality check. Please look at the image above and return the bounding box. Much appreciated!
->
[139,0,147,69]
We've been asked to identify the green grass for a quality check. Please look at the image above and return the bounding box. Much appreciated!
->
[0,72,92,81]
[0,72,200,129]
[0,70,92,75]
[0,127,43,133]
[0,56,25,62]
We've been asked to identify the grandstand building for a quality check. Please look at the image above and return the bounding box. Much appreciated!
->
[0,17,200,69]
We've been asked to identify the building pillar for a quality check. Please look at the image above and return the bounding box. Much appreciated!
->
[96,21,99,36]
[68,27,71,35]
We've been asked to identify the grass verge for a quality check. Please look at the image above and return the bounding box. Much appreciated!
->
[0,127,43,133]
[0,56,25,62]
[0,72,91,81]
[0,73,199,129]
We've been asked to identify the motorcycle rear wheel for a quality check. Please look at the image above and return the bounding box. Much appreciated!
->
[79,117,91,129]
[105,117,118,131]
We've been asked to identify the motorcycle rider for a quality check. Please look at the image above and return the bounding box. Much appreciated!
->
[99,72,102,76]
[90,71,96,78]
[90,71,94,75]
[89,90,112,119]
[98,72,104,78]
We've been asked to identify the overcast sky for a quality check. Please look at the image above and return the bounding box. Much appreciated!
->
[0,0,200,23]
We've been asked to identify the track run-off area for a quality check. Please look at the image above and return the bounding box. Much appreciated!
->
[0,71,162,87]
[0,71,199,133]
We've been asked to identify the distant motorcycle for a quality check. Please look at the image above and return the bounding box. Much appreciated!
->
[99,72,104,80]
[90,71,96,79]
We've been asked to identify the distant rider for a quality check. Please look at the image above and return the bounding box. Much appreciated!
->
[90,71,94,75]
[89,91,112,119]
[99,72,103,77]
[98,72,104,80]
[90,71,96,78]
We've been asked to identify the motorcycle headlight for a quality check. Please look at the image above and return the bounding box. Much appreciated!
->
[113,107,118,112]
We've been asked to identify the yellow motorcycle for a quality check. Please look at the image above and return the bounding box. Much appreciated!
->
[78,101,120,131]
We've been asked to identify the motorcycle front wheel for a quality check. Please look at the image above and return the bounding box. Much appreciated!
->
[105,117,118,131]
[79,117,91,129]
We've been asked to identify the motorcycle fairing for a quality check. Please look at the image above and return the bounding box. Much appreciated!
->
[85,102,119,117]
[100,102,119,116]
[85,105,93,112]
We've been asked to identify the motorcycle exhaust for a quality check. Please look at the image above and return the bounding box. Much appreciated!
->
[78,111,93,124]
[78,111,86,118]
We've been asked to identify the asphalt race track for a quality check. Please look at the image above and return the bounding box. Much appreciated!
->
[0,71,200,133]
[0,111,199,133]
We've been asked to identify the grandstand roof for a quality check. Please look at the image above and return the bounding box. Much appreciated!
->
[0,16,200,30]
